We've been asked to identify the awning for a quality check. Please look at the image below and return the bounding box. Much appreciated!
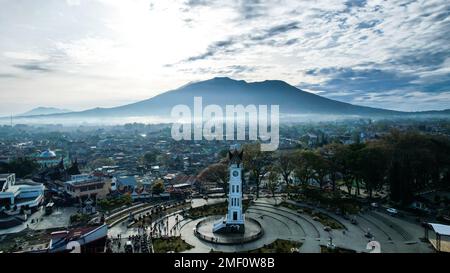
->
[428,223,450,236]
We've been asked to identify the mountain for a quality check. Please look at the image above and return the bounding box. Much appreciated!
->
[18,107,72,117]
[7,77,450,121]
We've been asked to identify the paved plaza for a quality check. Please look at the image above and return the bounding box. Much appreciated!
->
[106,197,434,253]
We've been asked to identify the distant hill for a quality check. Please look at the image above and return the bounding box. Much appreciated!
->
[18,107,72,117]
[5,77,450,122]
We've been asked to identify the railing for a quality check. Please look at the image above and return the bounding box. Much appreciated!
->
[194,217,264,245]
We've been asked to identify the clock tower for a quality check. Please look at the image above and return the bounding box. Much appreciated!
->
[213,144,245,233]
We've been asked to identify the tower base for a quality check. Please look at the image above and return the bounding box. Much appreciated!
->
[213,216,245,234]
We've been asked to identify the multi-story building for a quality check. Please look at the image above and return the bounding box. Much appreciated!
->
[64,174,112,201]
[0,173,45,212]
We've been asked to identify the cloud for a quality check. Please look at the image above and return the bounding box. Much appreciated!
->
[0,73,19,78]
[298,65,450,111]
[183,21,300,62]
[66,0,81,6]
[180,64,258,75]
[344,0,367,9]
[13,62,53,72]
[183,0,268,20]
[249,22,299,41]
[185,39,236,62]
[300,67,419,94]
[356,19,381,29]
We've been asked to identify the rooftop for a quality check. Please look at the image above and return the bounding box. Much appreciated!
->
[0,174,14,179]
[38,149,57,158]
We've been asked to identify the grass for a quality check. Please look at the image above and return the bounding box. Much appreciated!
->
[69,213,92,226]
[98,195,132,212]
[152,236,193,253]
[211,239,302,253]
[288,186,361,215]
[187,199,251,219]
[320,245,356,253]
[0,228,61,253]
[248,240,303,253]
[279,202,345,230]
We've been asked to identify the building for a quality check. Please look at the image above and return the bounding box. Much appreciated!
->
[36,149,59,167]
[64,174,112,201]
[35,149,69,168]
[0,173,45,212]
[113,175,137,192]
[424,223,450,253]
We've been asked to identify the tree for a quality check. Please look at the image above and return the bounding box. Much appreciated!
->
[294,150,329,189]
[310,152,329,189]
[320,144,341,191]
[243,143,271,198]
[274,151,296,194]
[347,143,367,196]
[197,163,229,196]
[142,150,160,167]
[67,159,81,176]
[267,167,281,198]
[332,144,359,195]
[0,158,39,178]
[152,180,165,195]
[384,131,450,204]
[91,158,115,170]
[294,150,316,186]
[356,143,390,199]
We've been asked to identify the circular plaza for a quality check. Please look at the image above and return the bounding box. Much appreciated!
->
[194,215,263,244]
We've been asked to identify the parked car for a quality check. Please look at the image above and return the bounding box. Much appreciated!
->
[386,208,398,215]
[324,226,332,232]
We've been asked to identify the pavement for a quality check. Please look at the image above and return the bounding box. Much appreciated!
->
[104,197,434,253]
[178,197,434,253]
[0,206,76,236]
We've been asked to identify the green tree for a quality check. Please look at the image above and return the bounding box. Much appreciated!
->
[152,180,165,195]
[267,166,281,197]
[91,158,115,169]
[0,158,39,178]
[356,143,390,199]
[274,151,296,194]
[243,143,271,198]
[294,150,316,186]
[197,163,229,196]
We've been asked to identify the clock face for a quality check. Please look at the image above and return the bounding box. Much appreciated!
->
[232,170,240,177]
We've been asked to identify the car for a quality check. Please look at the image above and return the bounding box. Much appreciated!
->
[125,241,133,253]
[351,218,358,225]
[371,202,379,208]
[323,226,332,232]
[386,208,398,215]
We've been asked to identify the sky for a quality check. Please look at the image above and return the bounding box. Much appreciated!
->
[0,0,449,116]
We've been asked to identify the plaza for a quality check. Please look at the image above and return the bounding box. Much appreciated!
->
[105,195,433,253]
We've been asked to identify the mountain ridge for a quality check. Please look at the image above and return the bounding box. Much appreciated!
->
[17,107,72,117]
[5,77,450,120]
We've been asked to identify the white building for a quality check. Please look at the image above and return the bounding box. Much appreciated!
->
[0,173,45,212]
